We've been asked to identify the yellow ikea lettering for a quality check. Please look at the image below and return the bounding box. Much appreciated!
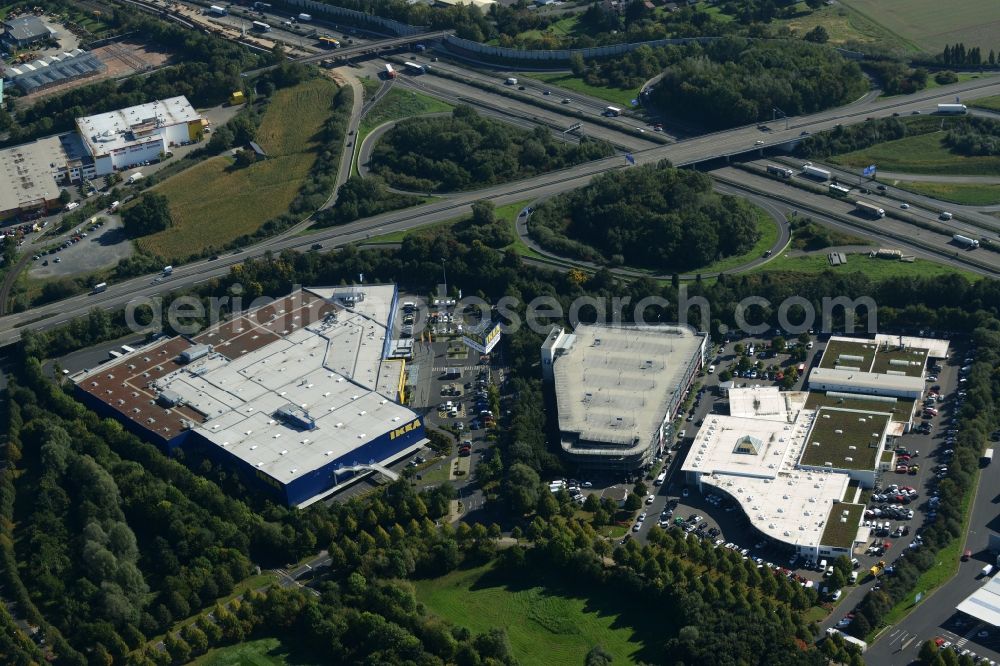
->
[389,418,422,440]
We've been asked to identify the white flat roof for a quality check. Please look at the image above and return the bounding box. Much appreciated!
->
[79,285,417,497]
[957,575,1000,627]
[808,366,926,394]
[0,135,64,212]
[873,333,950,359]
[552,324,704,447]
[682,391,856,549]
[77,96,199,156]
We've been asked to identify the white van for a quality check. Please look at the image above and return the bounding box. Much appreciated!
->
[655,471,668,486]
[505,77,518,85]
[983,564,994,577]
[707,365,716,374]
[940,211,953,220]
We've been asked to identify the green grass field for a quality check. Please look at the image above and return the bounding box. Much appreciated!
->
[141,78,339,260]
[971,95,1000,112]
[413,564,662,665]
[359,88,454,134]
[893,180,1000,206]
[830,132,1000,177]
[781,2,900,47]
[521,72,638,109]
[517,14,582,45]
[191,637,319,665]
[839,0,999,51]
[751,252,980,281]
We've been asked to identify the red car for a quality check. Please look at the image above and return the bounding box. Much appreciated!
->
[963,549,972,561]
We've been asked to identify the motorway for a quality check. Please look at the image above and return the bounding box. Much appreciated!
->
[3,73,1000,347]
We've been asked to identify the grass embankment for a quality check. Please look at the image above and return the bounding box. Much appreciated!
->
[869,468,980,637]
[363,200,532,248]
[831,131,1000,177]
[354,88,454,177]
[521,72,637,109]
[892,180,1000,206]
[780,2,902,47]
[413,563,661,666]
[971,95,1000,112]
[699,207,782,274]
[141,78,339,259]
[191,636,318,665]
[752,252,981,281]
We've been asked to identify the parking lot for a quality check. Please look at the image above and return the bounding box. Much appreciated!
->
[27,214,132,280]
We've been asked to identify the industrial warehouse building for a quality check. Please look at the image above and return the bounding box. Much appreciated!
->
[0,96,203,219]
[2,16,54,47]
[542,323,707,473]
[74,285,426,507]
[806,335,948,399]
[682,334,950,559]
[682,387,878,559]
[7,49,106,94]
[76,96,203,175]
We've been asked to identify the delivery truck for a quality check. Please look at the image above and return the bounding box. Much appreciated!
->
[207,5,227,16]
[604,106,623,117]
[127,172,143,184]
[801,163,831,181]
[982,448,994,467]
[297,13,312,21]
[937,103,968,114]
[855,200,885,218]
[953,234,980,249]
[766,164,793,178]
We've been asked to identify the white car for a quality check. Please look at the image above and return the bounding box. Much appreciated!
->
[646,494,656,504]
[900,203,910,209]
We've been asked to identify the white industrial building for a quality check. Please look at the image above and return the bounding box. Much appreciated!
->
[542,323,706,472]
[75,285,425,508]
[957,572,1000,627]
[806,335,949,399]
[682,387,875,559]
[76,96,203,177]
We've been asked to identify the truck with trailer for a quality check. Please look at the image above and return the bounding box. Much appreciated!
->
[127,172,143,184]
[953,234,980,249]
[207,5,227,16]
[404,61,426,74]
[829,183,851,196]
[983,448,994,466]
[603,106,623,117]
[766,164,793,178]
[801,163,830,181]
[855,200,885,218]
[384,63,396,79]
[937,103,968,114]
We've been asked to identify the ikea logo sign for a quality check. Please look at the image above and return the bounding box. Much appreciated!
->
[389,418,422,440]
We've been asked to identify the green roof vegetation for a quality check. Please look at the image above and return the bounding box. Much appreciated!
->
[799,408,890,471]
[804,391,915,421]
[881,450,896,464]
[818,338,876,371]
[870,345,929,377]
[843,480,860,502]
[821,503,865,549]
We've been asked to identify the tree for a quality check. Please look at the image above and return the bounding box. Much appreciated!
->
[583,494,600,512]
[471,200,495,226]
[569,52,586,76]
[506,463,542,515]
[59,189,71,204]
[234,148,257,168]
[585,644,614,666]
[772,336,786,352]
[122,193,173,237]
[804,25,829,43]
[918,639,939,664]
[623,493,642,512]
[805,0,823,8]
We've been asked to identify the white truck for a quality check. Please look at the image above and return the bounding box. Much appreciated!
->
[801,163,831,181]
[297,13,312,21]
[64,201,79,211]
[108,200,120,212]
[937,103,968,114]
[207,5,227,16]
[855,200,885,218]
[92,282,108,294]
[127,172,143,184]
[505,77,518,86]
[163,265,174,275]
[604,106,623,117]
[953,234,980,249]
